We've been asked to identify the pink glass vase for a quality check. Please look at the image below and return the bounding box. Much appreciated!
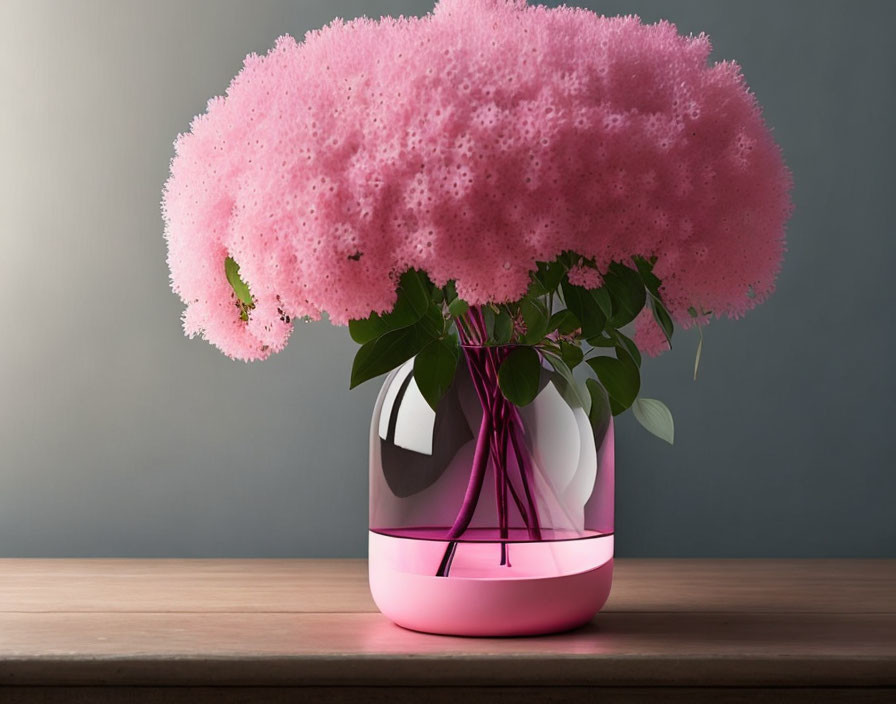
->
[368,345,614,636]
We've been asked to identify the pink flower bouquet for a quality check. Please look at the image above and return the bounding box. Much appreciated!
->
[163,0,791,441]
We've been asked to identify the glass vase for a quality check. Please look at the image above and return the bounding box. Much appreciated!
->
[368,344,614,636]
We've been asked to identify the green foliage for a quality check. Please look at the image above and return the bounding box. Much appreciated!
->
[559,340,584,369]
[633,255,661,297]
[399,269,432,318]
[651,298,674,345]
[345,254,690,442]
[447,297,469,318]
[492,308,514,344]
[603,262,646,328]
[497,346,541,406]
[632,398,675,444]
[520,297,549,344]
[591,286,612,319]
[635,255,673,345]
[548,309,579,335]
[224,257,254,321]
[561,280,606,338]
[535,260,567,292]
[349,269,432,344]
[349,297,418,344]
[543,351,590,413]
[609,329,641,367]
[349,269,442,389]
[350,324,431,389]
[526,277,548,298]
[587,352,640,415]
[418,303,445,337]
[414,338,460,410]
[586,334,615,348]
[224,257,253,306]
[586,378,612,432]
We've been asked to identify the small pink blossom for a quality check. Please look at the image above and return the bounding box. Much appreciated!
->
[567,264,603,290]
[633,308,671,358]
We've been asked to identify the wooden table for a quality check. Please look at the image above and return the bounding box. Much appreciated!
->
[0,559,893,702]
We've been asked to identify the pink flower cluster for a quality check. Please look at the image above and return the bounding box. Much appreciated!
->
[163,0,791,361]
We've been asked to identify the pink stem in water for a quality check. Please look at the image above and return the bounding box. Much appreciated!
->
[466,351,530,527]
[509,414,542,541]
[436,307,542,575]
[445,403,492,540]
[442,333,493,543]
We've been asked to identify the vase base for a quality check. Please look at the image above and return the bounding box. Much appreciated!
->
[368,530,614,636]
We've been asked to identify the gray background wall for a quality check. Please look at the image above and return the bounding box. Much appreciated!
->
[0,0,893,558]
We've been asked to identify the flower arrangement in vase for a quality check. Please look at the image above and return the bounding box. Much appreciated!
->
[163,0,791,635]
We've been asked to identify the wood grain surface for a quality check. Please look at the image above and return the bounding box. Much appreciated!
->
[0,559,893,702]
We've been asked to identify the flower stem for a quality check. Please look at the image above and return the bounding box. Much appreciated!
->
[436,307,542,577]
[445,399,492,541]
[509,412,542,541]
[465,348,530,526]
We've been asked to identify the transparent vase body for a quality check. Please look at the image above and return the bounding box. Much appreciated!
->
[369,346,614,636]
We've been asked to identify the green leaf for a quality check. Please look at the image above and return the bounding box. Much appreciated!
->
[632,255,662,297]
[560,340,584,369]
[586,378,612,433]
[592,287,613,318]
[521,298,549,344]
[348,310,399,345]
[350,324,432,389]
[561,280,606,338]
[548,309,580,336]
[492,309,514,344]
[348,296,420,344]
[398,269,431,319]
[526,275,549,298]
[651,298,674,346]
[498,346,541,406]
[543,352,590,412]
[447,297,469,318]
[560,250,580,268]
[348,270,433,344]
[604,262,646,328]
[482,306,495,340]
[538,340,561,359]
[224,257,254,308]
[613,342,639,368]
[347,317,379,345]
[586,354,640,415]
[444,281,458,304]
[586,334,615,348]
[418,303,446,339]
[632,398,674,445]
[610,329,642,367]
[413,338,459,410]
[536,260,567,292]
